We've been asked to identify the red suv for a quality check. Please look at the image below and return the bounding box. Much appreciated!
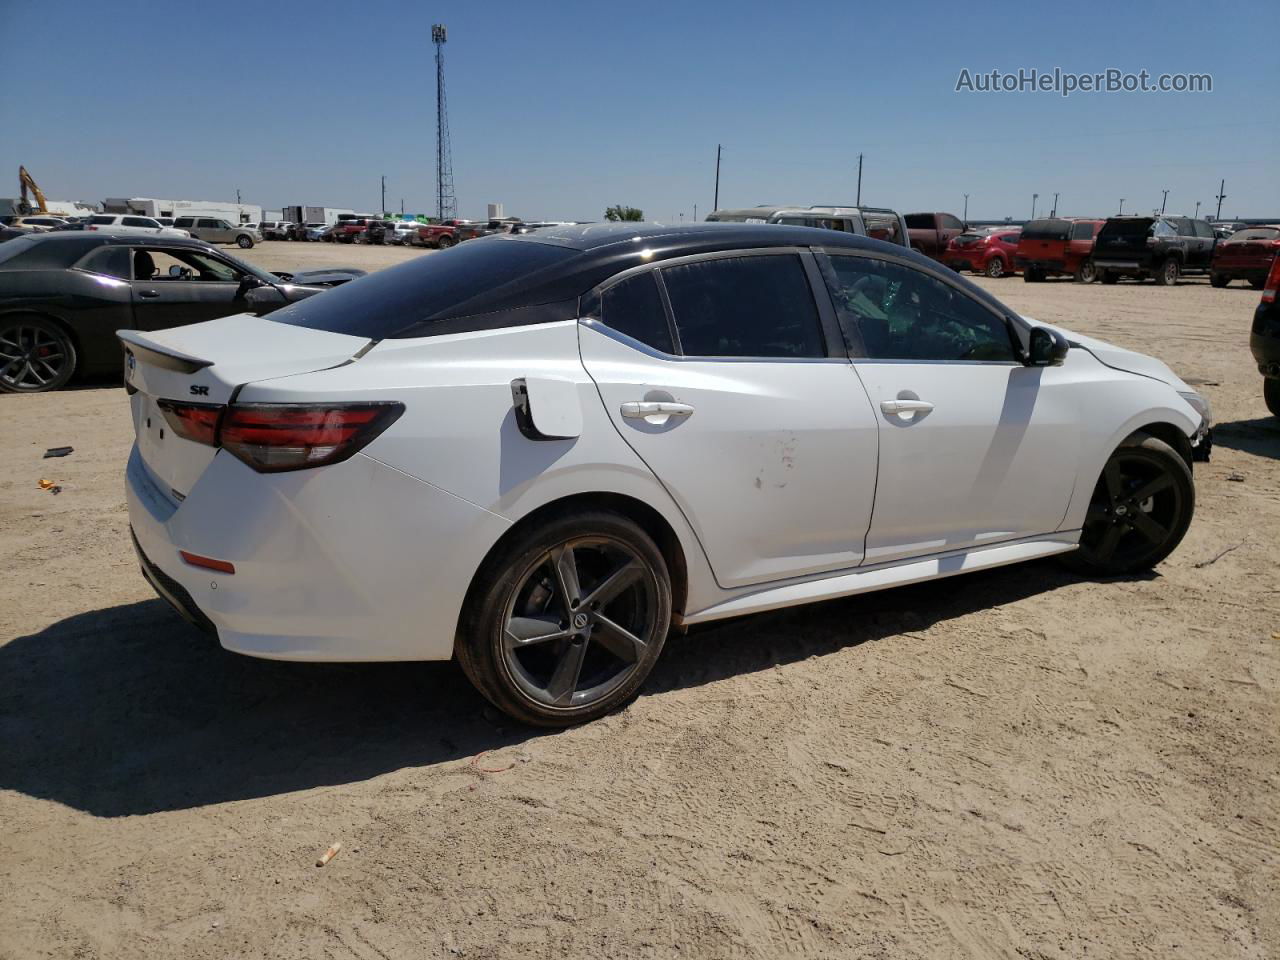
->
[1211,225,1280,289]
[1016,218,1106,283]
[942,228,1021,278]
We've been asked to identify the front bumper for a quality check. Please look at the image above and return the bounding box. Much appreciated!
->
[125,443,510,662]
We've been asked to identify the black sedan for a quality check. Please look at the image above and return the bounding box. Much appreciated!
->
[0,233,365,392]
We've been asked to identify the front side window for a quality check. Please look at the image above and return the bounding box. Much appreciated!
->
[822,254,1015,363]
[131,248,243,281]
[660,255,824,359]
[88,215,114,225]
[1192,220,1215,239]
[122,217,156,228]
[599,272,675,354]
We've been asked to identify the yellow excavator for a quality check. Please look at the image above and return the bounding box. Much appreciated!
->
[18,166,49,215]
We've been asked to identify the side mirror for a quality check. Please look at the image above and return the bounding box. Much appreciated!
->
[1027,326,1069,367]
[235,274,264,298]
[168,264,184,278]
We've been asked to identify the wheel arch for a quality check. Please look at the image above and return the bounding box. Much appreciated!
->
[465,491,691,622]
[1128,420,1193,470]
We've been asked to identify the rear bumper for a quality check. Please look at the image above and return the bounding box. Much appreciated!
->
[125,443,510,661]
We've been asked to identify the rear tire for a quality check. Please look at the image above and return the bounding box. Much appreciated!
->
[236,235,253,249]
[1061,432,1194,577]
[1154,258,1180,286]
[456,510,672,727]
[1265,378,1280,418]
[1210,271,1229,288]
[436,235,455,250]
[0,315,77,393]
[1023,267,1040,283]
[1075,259,1098,284]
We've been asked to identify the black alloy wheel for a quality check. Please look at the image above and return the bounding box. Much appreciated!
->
[0,317,77,393]
[1064,432,1194,576]
[458,511,671,726]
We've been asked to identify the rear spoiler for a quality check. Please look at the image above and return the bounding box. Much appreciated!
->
[117,329,213,374]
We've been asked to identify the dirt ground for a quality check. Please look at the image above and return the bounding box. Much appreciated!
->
[1,245,1277,959]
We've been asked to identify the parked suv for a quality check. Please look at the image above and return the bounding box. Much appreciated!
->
[1017,218,1106,283]
[386,221,422,245]
[943,227,1021,278]
[415,219,472,249]
[86,214,190,238]
[1093,216,1217,285]
[706,205,910,247]
[364,219,397,245]
[259,221,289,240]
[172,217,260,249]
[1211,226,1280,289]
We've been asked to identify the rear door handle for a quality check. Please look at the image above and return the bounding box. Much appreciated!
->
[138,290,161,299]
[880,399,934,415]
[620,401,694,420]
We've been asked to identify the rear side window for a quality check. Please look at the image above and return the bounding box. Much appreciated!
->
[122,217,156,228]
[197,219,221,229]
[1070,222,1096,240]
[600,272,675,354]
[76,245,131,279]
[268,238,577,338]
[1192,220,1215,239]
[174,218,195,228]
[660,255,824,359]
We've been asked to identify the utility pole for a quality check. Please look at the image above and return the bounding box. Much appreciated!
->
[381,175,386,216]
[433,24,457,221]
[235,188,241,204]
[713,144,721,212]
[401,198,405,215]
[1215,179,1226,220]
[693,203,697,223]
[1160,189,1168,214]
[1119,198,1126,215]
[1032,193,1038,219]
[856,153,863,206]
[1194,200,1201,218]
[963,194,969,222]
[1051,192,1059,217]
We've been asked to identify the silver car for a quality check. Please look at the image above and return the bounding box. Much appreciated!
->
[172,217,260,249]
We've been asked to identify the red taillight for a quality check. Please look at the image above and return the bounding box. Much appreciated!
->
[1263,255,1280,304]
[157,400,222,445]
[219,402,404,473]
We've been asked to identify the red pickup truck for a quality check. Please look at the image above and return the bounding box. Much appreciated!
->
[905,212,968,261]
[332,218,374,244]
[415,219,474,249]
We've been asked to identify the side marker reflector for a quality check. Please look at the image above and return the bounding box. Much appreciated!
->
[179,551,235,575]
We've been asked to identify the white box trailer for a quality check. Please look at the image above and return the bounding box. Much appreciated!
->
[117,197,263,224]
[283,206,356,226]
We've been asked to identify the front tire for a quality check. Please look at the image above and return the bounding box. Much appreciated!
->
[457,510,672,727]
[0,315,77,393]
[436,234,455,250]
[1062,432,1194,576]
[985,257,1006,278]
[1265,378,1280,418]
[1210,271,1229,288]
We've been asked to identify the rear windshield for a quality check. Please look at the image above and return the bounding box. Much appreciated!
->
[1226,227,1280,242]
[1021,219,1070,241]
[1100,218,1155,237]
[268,238,578,339]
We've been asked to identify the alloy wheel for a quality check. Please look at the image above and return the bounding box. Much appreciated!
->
[0,322,71,392]
[1078,451,1185,569]
[500,536,659,710]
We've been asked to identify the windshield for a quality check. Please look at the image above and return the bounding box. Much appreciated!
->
[268,238,578,338]
[1227,228,1279,243]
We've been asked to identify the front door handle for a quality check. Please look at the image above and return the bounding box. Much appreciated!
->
[138,290,161,299]
[880,399,934,415]
[620,401,694,420]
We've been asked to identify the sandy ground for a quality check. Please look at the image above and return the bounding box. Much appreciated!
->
[1,245,1277,959]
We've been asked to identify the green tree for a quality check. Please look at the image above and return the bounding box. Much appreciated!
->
[604,205,644,222]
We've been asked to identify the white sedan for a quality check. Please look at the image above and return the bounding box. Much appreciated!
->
[119,224,1210,725]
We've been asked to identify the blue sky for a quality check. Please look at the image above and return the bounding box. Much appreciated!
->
[2,0,1275,222]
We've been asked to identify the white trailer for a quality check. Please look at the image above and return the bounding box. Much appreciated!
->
[114,197,263,225]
